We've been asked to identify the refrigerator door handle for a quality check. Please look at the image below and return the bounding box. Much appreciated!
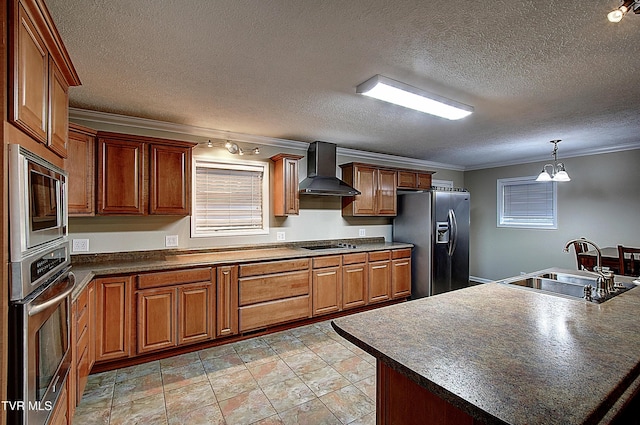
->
[448,208,458,256]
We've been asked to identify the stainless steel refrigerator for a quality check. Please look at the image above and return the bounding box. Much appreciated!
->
[393,190,470,298]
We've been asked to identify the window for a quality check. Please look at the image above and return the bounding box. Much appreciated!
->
[191,158,269,237]
[497,176,557,229]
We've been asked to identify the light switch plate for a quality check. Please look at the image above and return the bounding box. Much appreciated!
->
[276,231,286,241]
[359,229,366,237]
[72,239,89,252]
[165,235,179,247]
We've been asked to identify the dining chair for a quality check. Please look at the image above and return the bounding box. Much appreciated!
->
[573,241,589,270]
[617,245,640,276]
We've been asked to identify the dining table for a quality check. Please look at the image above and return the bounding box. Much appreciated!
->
[577,247,639,276]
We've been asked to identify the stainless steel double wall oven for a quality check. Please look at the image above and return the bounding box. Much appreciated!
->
[8,145,75,425]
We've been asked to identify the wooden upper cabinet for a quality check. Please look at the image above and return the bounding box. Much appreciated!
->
[397,170,434,190]
[97,136,146,215]
[271,153,303,216]
[96,131,196,216]
[66,123,97,216]
[13,3,48,144]
[10,0,81,156]
[150,144,192,215]
[341,163,397,216]
[48,58,69,157]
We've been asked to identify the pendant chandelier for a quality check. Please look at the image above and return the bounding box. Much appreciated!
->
[536,140,571,182]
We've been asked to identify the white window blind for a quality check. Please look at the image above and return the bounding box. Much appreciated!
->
[497,177,557,229]
[192,159,269,237]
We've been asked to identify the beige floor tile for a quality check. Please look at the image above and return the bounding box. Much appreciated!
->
[253,414,285,424]
[115,360,160,383]
[261,376,316,413]
[160,351,201,371]
[299,365,351,397]
[161,360,208,391]
[348,411,376,425]
[167,403,226,425]
[112,372,164,406]
[353,375,376,401]
[108,393,167,425]
[311,341,357,365]
[248,359,297,387]
[164,380,216,418]
[319,385,375,424]
[202,352,246,379]
[84,370,117,393]
[76,382,114,409]
[282,349,327,375]
[331,355,376,383]
[198,343,237,361]
[278,398,341,425]
[71,405,110,425]
[218,388,277,424]
[209,367,259,401]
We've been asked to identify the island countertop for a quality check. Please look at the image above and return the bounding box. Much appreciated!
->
[331,268,640,425]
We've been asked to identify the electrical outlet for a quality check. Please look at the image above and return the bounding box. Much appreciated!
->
[276,231,286,241]
[359,228,366,237]
[165,235,179,247]
[72,239,89,252]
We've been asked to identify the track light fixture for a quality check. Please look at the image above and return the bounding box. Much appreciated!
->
[203,140,260,155]
[608,0,640,22]
[536,140,570,182]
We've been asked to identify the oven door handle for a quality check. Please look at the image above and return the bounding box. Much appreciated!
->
[28,272,76,316]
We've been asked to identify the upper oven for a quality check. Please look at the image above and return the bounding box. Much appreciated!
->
[9,145,69,300]
[9,144,68,259]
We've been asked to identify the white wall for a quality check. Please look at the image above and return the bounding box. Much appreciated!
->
[465,149,640,281]
[69,117,464,253]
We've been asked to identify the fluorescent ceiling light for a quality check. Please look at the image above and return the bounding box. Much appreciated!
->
[356,75,473,120]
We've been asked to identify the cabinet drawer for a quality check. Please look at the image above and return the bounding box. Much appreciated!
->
[76,306,89,343]
[76,286,89,313]
[239,270,309,306]
[239,295,311,332]
[138,268,212,289]
[76,344,91,401]
[313,255,341,269]
[368,251,391,262]
[392,248,412,259]
[76,320,89,356]
[239,258,310,277]
[343,252,367,265]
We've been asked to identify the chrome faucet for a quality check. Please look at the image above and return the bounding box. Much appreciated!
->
[563,238,615,297]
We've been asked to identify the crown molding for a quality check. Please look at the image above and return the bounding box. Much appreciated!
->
[464,141,640,171]
[69,108,465,171]
[69,108,309,151]
[336,147,465,171]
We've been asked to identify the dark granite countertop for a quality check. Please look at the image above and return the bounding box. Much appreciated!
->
[332,268,640,425]
[70,239,413,299]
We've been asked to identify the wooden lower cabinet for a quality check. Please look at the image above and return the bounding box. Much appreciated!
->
[48,379,69,425]
[137,287,177,353]
[392,249,412,299]
[178,283,214,345]
[136,268,215,354]
[217,266,239,337]
[75,281,95,404]
[312,256,342,316]
[96,276,132,362]
[342,253,368,309]
[368,251,392,304]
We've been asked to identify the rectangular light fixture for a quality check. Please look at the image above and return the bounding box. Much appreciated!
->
[356,75,473,120]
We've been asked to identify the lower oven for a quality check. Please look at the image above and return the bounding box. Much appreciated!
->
[8,267,76,425]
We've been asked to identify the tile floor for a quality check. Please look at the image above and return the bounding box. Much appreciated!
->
[73,320,377,425]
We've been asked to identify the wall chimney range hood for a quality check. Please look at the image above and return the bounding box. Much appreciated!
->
[299,141,360,196]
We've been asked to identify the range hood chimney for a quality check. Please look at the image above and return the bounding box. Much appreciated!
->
[299,141,360,196]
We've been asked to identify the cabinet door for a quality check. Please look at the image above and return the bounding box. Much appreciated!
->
[392,258,412,298]
[397,171,417,189]
[376,169,397,216]
[137,287,176,353]
[217,266,239,337]
[150,144,191,215]
[353,165,377,215]
[312,267,342,316]
[66,125,96,216]
[96,276,132,362]
[48,59,69,157]
[13,4,48,144]
[416,172,432,189]
[342,263,367,309]
[271,154,303,216]
[97,138,145,214]
[368,260,391,303]
[178,283,213,345]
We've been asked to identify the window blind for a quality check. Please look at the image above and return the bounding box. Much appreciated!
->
[498,177,557,229]
[193,164,264,234]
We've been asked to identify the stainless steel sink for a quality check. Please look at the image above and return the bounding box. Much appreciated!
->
[500,272,635,303]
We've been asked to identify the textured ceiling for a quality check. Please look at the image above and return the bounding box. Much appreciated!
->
[46,0,640,169]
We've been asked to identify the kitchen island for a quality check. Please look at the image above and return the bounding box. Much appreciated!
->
[332,268,640,425]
